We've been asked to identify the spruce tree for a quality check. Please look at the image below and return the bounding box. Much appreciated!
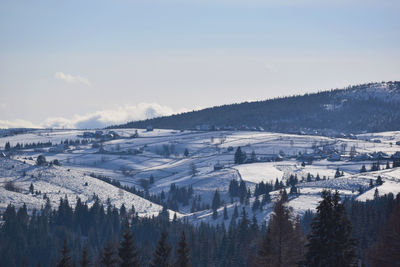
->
[386,161,390,169]
[360,165,367,173]
[5,141,11,151]
[376,176,383,186]
[174,231,191,267]
[57,240,72,267]
[335,168,341,178]
[29,183,34,194]
[368,198,400,266]
[118,228,140,267]
[304,190,357,267]
[223,205,229,220]
[80,245,90,267]
[150,232,171,267]
[232,205,239,219]
[234,147,246,164]
[254,194,304,267]
[100,241,118,267]
[212,209,218,220]
[290,185,297,195]
[184,148,189,157]
[374,188,379,199]
[212,190,221,211]
[281,188,288,202]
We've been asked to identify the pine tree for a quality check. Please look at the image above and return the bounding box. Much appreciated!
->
[307,173,312,182]
[29,183,34,194]
[190,163,197,176]
[281,189,288,202]
[239,180,247,204]
[5,141,11,151]
[223,205,229,220]
[335,168,341,178]
[184,148,189,157]
[250,150,257,163]
[304,190,357,267]
[212,209,218,220]
[254,195,304,267]
[57,240,72,267]
[376,176,383,186]
[119,228,140,267]
[232,205,239,219]
[289,185,297,195]
[274,178,280,190]
[374,188,379,199]
[386,161,391,169]
[174,231,191,267]
[261,192,271,206]
[360,165,367,173]
[368,198,400,266]
[234,147,246,164]
[80,245,90,267]
[212,190,221,211]
[150,232,171,267]
[252,196,261,211]
[100,241,118,267]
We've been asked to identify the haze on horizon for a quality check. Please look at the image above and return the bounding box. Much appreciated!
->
[1,0,399,129]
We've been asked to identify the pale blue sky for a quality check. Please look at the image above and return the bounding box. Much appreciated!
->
[0,0,399,128]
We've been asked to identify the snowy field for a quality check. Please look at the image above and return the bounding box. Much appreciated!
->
[1,128,400,225]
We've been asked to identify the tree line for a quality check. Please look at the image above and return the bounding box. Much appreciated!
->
[1,190,399,266]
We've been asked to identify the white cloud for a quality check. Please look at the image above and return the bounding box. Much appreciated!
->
[54,72,91,86]
[0,103,186,129]
[0,119,40,129]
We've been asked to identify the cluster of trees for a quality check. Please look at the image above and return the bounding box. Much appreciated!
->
[334,168,345,178]
[2,190,399,266]
[4,141,53,151]
[156,144,177,158]
[3,139,90,152]
[35,155,61,167]
[163,184,194,210]
[228,179,250,204]
[190,195,210,213]
[360,161,395,173]
[60,139,90,146]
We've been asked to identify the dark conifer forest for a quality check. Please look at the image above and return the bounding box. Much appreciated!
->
[1,190,399,267]
[112,82,400,134]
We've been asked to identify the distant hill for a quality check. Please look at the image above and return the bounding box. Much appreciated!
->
[111,81,400,135]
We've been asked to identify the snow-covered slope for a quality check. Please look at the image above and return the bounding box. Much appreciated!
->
[1,128,400,225]
[339,81,400,102]
[0,158,173,218]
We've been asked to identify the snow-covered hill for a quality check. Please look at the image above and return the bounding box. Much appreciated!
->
[0,157,178,218]
[1,128,400,225]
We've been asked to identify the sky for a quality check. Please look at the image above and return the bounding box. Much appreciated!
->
[0,0,399,129]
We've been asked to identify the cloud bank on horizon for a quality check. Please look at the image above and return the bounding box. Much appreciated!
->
[0,103,184,129]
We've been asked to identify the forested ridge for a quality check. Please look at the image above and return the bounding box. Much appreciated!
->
[112,82,400,134]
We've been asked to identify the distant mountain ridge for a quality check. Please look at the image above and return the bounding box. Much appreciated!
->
[112,81,400,135]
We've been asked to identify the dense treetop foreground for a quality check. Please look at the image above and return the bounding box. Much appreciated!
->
[1,190,399,266]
